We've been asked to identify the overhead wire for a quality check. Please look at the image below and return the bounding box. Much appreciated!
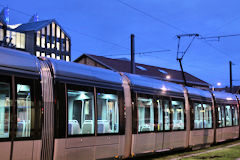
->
[116,0,186,33]
[101,49,171,57]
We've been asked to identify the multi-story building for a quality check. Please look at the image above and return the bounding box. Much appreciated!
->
[0,7,71,61]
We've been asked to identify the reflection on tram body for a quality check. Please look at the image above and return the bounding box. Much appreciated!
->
[97,93,119,134]
[0,82,10,138]
[16,84,32,137]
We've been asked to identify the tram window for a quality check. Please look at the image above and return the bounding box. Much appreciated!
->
[232,106,238,126]
[163,100,170,131]
[193,103,203,129]
[16,84,32,137]
[0,82,10,138]
[203,104,212,128]
[67,89,94,135]
[137,97,154,132]
[97,92,119,134]
[172,100,184,130]
[225,105,232,127]
[157,100,163,131]
[218,106,225,127]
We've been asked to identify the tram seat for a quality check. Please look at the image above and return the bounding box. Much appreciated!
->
[140,124,151,132]
[97,120,110,133]
[82,121,93,134]
[68,120,80,135]
[194,121,203,128]
[141,126,150,132]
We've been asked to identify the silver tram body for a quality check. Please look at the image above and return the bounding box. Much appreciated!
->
[0,47,239,160]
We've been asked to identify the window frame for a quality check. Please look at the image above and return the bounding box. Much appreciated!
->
[225,105,233,127]
[133,94,186,134]
[232,105,239,126]
[191,100,213,130]
[66,84,95,137]
[136,93,155,133]
[96,87,123,136]
[162,97,172,132]
[0,75,12,141]
[216,104,236,128]
[14,77,41,141]
[155,96,164,132]
[170,97,186,131]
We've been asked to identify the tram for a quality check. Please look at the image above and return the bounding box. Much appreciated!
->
[0,47,239,160]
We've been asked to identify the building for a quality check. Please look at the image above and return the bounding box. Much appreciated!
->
[74,54,210,88]
[0,7,71,61]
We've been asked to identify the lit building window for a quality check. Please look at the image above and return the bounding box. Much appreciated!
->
[52,22,55,37]
[57,41,60,50]
[66,55,70,62]
[51,23,55,49]
[41,28,45,48]
[42,27,45,35]
[66,37,69,52]
[20,33,25,49]
[36,51,40,57]
[6,31,10,43]
[47,25,50,36]
[11,32,16,47]
[16,32,21,48]
[9,31,26,49]
[36,31,40,46]
[41,52,45,57]
[0,28,3,41]
[56,25,60,38]
[56,56,60,60]
[61,31,64,39]
[51,53,55,59]
[47,25,51,48]
[41,35,45,48]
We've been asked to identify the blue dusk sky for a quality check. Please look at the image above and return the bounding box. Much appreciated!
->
[2,0,240,87]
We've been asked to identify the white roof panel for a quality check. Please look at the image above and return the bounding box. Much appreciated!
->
[49,59,123,85]
[125,73,184,93]
[212,91,237,101]
[0,47,38,73]
[186,87,212,98]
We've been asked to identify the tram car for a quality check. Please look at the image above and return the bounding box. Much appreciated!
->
[0,47,239,160]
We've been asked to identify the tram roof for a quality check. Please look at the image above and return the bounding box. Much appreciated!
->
[212,91,237,104]
[0,47,39,74]
[49,58,123,87]
[186,87,212,99]
[125,73,184,96]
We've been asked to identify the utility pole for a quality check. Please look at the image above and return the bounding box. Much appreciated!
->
[177,58,187,86]
[230,61,232,93]
[176,33,199,86]
[131,34,135,74]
